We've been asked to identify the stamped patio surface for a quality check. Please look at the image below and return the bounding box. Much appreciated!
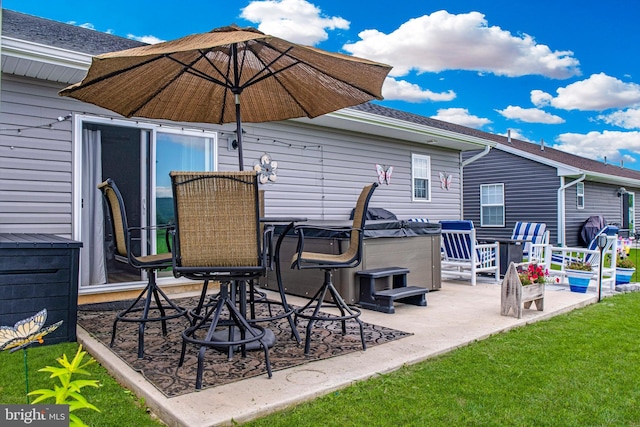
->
[77,279,604,427]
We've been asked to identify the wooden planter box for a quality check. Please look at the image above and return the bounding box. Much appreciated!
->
[500,262,545,319]
[0,234,82,345]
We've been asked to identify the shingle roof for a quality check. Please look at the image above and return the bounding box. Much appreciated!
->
[5,8,640,182]
[354,102,640,181]
[2,9,145,55]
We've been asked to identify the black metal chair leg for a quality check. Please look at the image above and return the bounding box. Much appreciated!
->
[295,269,366,355]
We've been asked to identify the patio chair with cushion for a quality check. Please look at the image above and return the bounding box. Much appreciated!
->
[290,182,378,355]
[97,178,189,359]
[510,221,550,263]
[440,220,500,286]
[170,170,272,390]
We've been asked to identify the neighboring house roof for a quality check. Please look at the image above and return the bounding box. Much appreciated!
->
[3,8,640,185]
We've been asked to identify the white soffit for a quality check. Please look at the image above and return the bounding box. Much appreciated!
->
[1,36,90,84]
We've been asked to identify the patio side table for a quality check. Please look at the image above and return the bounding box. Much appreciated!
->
[496,239,525,277]
[0,233,82,345]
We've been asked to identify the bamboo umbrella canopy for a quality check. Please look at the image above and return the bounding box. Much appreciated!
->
[60,24,392,169]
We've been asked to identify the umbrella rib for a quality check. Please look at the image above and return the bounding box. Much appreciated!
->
[165,52,232,88]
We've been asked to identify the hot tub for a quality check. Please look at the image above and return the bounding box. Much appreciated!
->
[260,219,441,304]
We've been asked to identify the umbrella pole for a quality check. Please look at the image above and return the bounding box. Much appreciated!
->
[235,94,244,170]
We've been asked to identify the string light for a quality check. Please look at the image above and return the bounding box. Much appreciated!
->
[0,113,72,134]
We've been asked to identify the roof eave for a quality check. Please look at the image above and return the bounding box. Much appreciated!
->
[294,108,495,152]
[498,143,640,186]
[2,36,91,83]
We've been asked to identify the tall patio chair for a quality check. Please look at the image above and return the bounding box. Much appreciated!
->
[510,221,549,262]
[97,178,189,359]
[290,182,378,355]
[440,220,500,286]
[170,170,272,390]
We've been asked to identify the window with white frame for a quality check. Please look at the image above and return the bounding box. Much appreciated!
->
[412,153,431,201]
[576,182,585,209]
[480,183,505,226]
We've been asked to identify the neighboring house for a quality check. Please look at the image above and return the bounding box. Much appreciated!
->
[461,133,640,247]
[1,9,496,296]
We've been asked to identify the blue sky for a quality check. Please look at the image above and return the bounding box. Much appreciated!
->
[6,0,640,169]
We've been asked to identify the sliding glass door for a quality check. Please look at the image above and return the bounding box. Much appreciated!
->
[79,118,217,289]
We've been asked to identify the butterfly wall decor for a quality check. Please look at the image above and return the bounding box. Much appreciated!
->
[376,164,393,185]
[0,309,62,353]
[439,172,452,190]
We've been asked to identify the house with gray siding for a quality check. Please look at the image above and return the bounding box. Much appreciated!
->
[1,9,497,296]
[461,134,640,247]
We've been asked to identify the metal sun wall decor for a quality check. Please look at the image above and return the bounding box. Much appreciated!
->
[376,164,393,185]
[254,153,278,184]
[439,172,452,190]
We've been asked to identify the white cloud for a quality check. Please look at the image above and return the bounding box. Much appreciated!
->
[127,34,165,44]
[598,108,640,129]
[553,130,640,164]
[532,73,640,111]
[342,10,580,79]
[382,77,456,102]
[241,0,349,45]
[496,105,565,124]
[431,108,491,128]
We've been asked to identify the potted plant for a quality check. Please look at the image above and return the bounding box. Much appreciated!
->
[616,237,635,285]
[565,260,593,293]
[518,263,554,286]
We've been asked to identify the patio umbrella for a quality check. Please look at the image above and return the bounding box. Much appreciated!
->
[59,24,392,169]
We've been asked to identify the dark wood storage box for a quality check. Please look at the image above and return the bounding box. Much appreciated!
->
[262,220,441,304]
[0,234,82,345]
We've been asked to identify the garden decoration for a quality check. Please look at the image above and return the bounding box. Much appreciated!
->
[0,309,62,403]
[501,262,549,319]
[439,172,452,190]
[254,153,278,184]
[376,164,393,185]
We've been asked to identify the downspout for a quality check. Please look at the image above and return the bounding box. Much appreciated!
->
[460,145,492,218]
[557,174,586,246]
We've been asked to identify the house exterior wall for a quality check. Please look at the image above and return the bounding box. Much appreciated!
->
[1,74,463,237]
[462,148,560,243]
[564,179,640,246]
[0,75,75,235]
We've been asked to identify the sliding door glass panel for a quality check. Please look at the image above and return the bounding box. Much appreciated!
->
[155,131,216,255]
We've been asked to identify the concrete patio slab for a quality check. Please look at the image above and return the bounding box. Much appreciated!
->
[77,279,608,427]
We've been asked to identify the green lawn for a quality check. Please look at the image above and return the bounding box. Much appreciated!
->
[243,291,640,426]
[0,342,163,427]
[3,292,640,426]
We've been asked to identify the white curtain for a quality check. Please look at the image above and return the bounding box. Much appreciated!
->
[81,129,107,286]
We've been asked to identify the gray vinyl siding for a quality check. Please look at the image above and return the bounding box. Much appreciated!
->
[463,149,559,243]
[1,74,463,237]
[1,75,74,235]
[564,180,640,246]
[235,120,462,221]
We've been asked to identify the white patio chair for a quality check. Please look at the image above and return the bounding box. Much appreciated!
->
[510,222,549,263]
[440,220,500,286]
[544,227,618,290]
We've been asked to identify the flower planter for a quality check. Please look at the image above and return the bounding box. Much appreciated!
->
[501,262,545,318]
[565,268,593,293]
[616,267,635,285]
